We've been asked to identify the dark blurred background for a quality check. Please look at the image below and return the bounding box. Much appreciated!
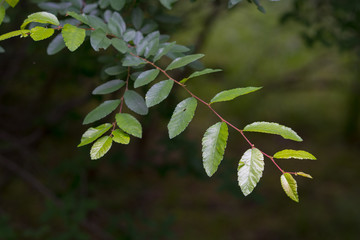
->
[0,0,359,239]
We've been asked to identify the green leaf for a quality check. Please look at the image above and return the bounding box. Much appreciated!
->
[111,38,129,54]
[280,173,299,202]
[112,129,130,144]
[29,27,54,41]
[180,68,222,84]
[124,90,148,115]
[153,42,176,62]
[0,45,4,53]
[237,148,264,196]
[134,69,159,88]
[104,66,125,76]
[145,80,174,107]
[90,29,111,51]
[0,30,30,41]
[21,12,60,29]
[167,97,197,139]
[66,11,89,25]
[122,54,145,67]
[165,54,204,71]
[90,136,113,160]
[78,123,112,147]
[159,0,178,10]
[210,87,262,104]
[243,122,303,142]
[202,122,229,177]
[47,34,66,55]
[296,172,313,179]
[108,12,126,37]
[273,149,316,160]
[0,6,5,25]
[115,113,142,138]
[61,24,86,52]
[110,0,125,11]
[131,8,143,30]
[87,15,109,32]
[92,80,125,95]
[83,100,121,125]
[228,0,242,8]
[5,0,19,8]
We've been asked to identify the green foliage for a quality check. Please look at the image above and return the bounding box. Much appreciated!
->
[167,97,197,139]
[243,121,303,142]
[280,173,299,202]
[5,0,19,8]
[0,0,316,202]
[210,86,262,104]
[202,122,228,177]
[237,148,264,196]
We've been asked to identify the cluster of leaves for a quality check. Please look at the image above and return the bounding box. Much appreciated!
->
[0,0,316,202]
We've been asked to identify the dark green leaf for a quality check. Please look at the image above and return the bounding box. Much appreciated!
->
[110,0,125,11]
[167,97,197,139]
[62,24,85,51]
[111,38,129,54]
[66,11,89,25]
[115,113,142,138]
[159,0,178,10]
[124,90,148,115]
[243,122,303,142]
[202,122,229,177]
[131,8,143,30]
[122,54,145,67]
[90,29,111,51]
[78,123,112,147]
[237,148,264,196]
[30,26,54,41]
[0,45,4,53]
[273,150,316,160]
[210,87,262,104]
[145,80,174,107]
[87,15,109,32]
[280,173,299,202]
[83,100,121,125]
[21,12,60,29]
[104,66,125,76]
[112,129,130,144]
[153,42,176,62]
[123,29,136,42]
[92,80,125,95]
[47,34,66,55]
[134,69,160,88]
[90,136,113,160]
[108,12,126,37]
[165,54,204,71]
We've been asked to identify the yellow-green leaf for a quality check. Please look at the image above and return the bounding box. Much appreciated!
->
[90,136,113,160]
[30,27,54,41]
[62,24,86,52]
[78,123,112,147]
[21,12,60,29]
[210,87,262,104]
[112,129,130,144]
[280,173,299,202]
[0,6,5,25]
[5,0,19,8]
[0,29,30,41]
[296,172,313,179]
[115,113,142,138]
[273,149,316,160]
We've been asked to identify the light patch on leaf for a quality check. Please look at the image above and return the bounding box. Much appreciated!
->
[280,173,299,202]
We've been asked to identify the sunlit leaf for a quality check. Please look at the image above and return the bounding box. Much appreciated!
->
[124,90,149,115]
[115,113,142,138]
[83,100,121,125]
[78,123,112,147]
[21,12,60,29]
[280,173,299,202]
[210,87,262,104]
[90,136,112,160]
[112,129,130,144]
[243,122,303,142]
[62,24,85,51]
[180,68,222,84]
[273,149,316,160]
[6,0,20,8]
[237,148,264,196]
[0,30,30,41]
[202,122,228,177]
[168,97,197,139]
[296,172,313,179]
[145,80,174,107]
[165,54,204,71]
[30,26,54,41]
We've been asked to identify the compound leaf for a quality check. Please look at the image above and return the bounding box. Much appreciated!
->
[134,69,160,88]
[145,79,173,107]
[210,87,262,104]
[112,129,130,144]
[280,173,299,202]
[92,80,125,95]
[167,97,197,139]
[78,123,112,147]
[83,100,121,125]
[90,136,112,160]
[30,26,54,41]
[243,122,303,142]
[61,24,86,52]
[273,149,316,160]
[124,90,148,115]
[115,113,142,138]
[237,148,264,196]
[165,54,204,71]
[21,11,60,29]
[202,122,228,177]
